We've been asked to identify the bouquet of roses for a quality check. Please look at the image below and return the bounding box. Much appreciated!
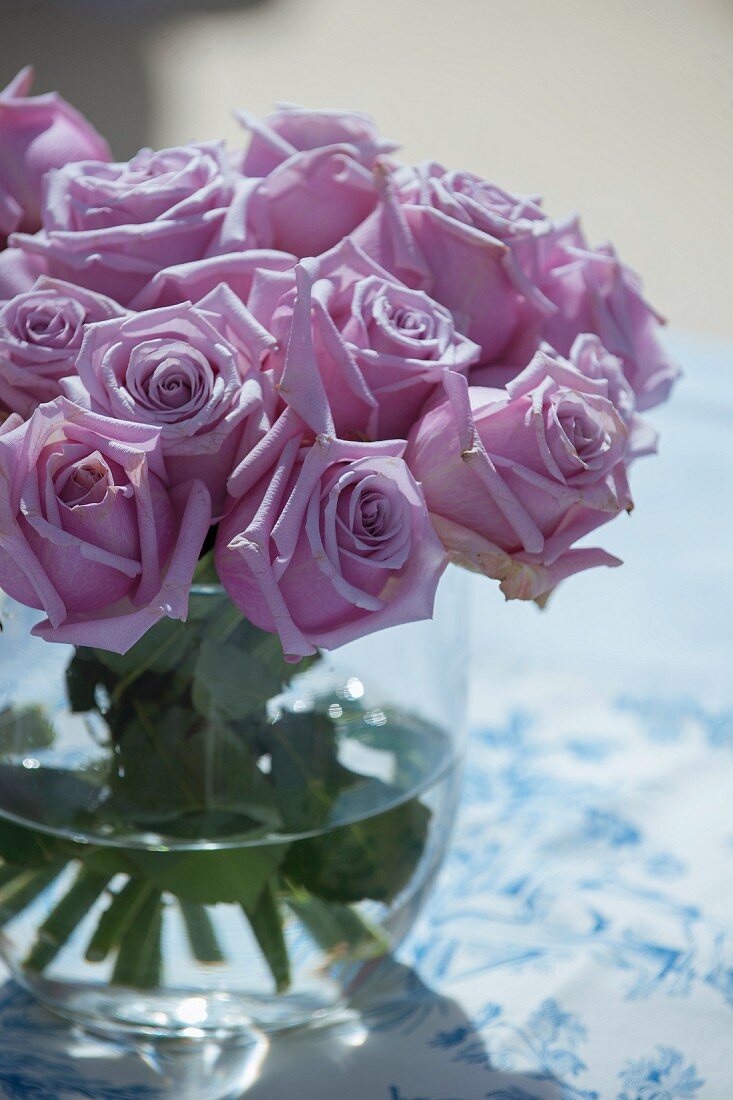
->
[0,67,677,995]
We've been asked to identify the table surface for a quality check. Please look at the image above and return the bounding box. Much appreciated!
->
[0,333,730,1100]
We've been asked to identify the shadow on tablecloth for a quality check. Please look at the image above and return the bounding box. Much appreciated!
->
[0,959,567,1100]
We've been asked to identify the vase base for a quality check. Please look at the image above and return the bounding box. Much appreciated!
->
[14,969,350,1042]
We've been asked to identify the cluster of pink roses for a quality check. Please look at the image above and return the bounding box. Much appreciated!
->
[0,68,678,658]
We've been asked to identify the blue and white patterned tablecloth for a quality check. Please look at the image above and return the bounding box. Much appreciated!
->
[1,334,731,1100]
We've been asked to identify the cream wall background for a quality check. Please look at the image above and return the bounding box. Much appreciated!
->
[3,0,732,339]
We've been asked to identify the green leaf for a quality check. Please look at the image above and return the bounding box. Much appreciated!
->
[0,764,105,832]
[192,549,220,586]
[242,878,290,993]
[64,650,112,714]
[263,711,361,833]
[126,842,287,908]
[284,793,431,904]
[0,706,54,753]
[105,704,282,833]
[0,815,64,868]
[192,639,284,722]
[93,616,192,683]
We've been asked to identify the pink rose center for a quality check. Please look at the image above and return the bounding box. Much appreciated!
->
[552,394,611,470]
[333,472,411,566]
[13,299,85,350]
[54,452,114,506]
[125,341,215,422]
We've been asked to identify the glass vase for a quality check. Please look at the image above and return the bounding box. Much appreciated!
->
[0,568,468,1044]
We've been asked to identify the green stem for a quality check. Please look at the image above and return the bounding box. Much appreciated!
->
[111,888,163,989]
[0,863,25,892]
[285,885,389,962]
[131,699,200,807]
[243,878,291,994]
[0,866,63,928]
[180,901,225,964]
[24,867,111,973]
[85,877,153,963]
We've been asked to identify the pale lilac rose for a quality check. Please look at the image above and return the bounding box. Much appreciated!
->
[0,67,110,243]
[238,104,399,176]
[216,434,446,660]
[568,333,658,460]
[223,145,381,258]
[393,162,549,242]
[406,345,635,602]
[0,409,23,435]
[542,240,681,412]
[0,397,211,652]
[246,243,480,441]
[0,277,125,417]
[130,249,296,311]
[0,247,47,299]
[63,285,275,517]
[351,175,552,365]
[12,142,235,305]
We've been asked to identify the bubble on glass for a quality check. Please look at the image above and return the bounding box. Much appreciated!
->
[343,677,364,701]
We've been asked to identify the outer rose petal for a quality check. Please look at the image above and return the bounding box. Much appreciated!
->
[32,480,212,652]
[240,145,380,257]
[238,104,399,176]
[0,398,212,652]
[129,250,296,310]
[0,66,110,238]
[352,198,547,363]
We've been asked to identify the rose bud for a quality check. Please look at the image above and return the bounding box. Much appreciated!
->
[12,142,235,306]
[0,277,125,418]
[0,66,110,244]
[216,434,446,660]
[0,397,211,652]
[62,285,275,518]
[237,104,399,177]
[542,239,681,412]
[406,343,637,602]
[247,246,480,441]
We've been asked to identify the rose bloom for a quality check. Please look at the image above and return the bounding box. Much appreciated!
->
[0,398,211,651]
[0,66,109,243]
[0,277,125,417]
[11,142,235,306]
[247,242,480,441]
[130,249,296,311]
[63,285,275,518]
[225,147,381,259]
[216,434,446,660]
[541,239,681,412]
[351,174,552,366]
[238,104,399,177]
[393,162,551,247]
[406,342,639,602]
[221,104,397,259]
